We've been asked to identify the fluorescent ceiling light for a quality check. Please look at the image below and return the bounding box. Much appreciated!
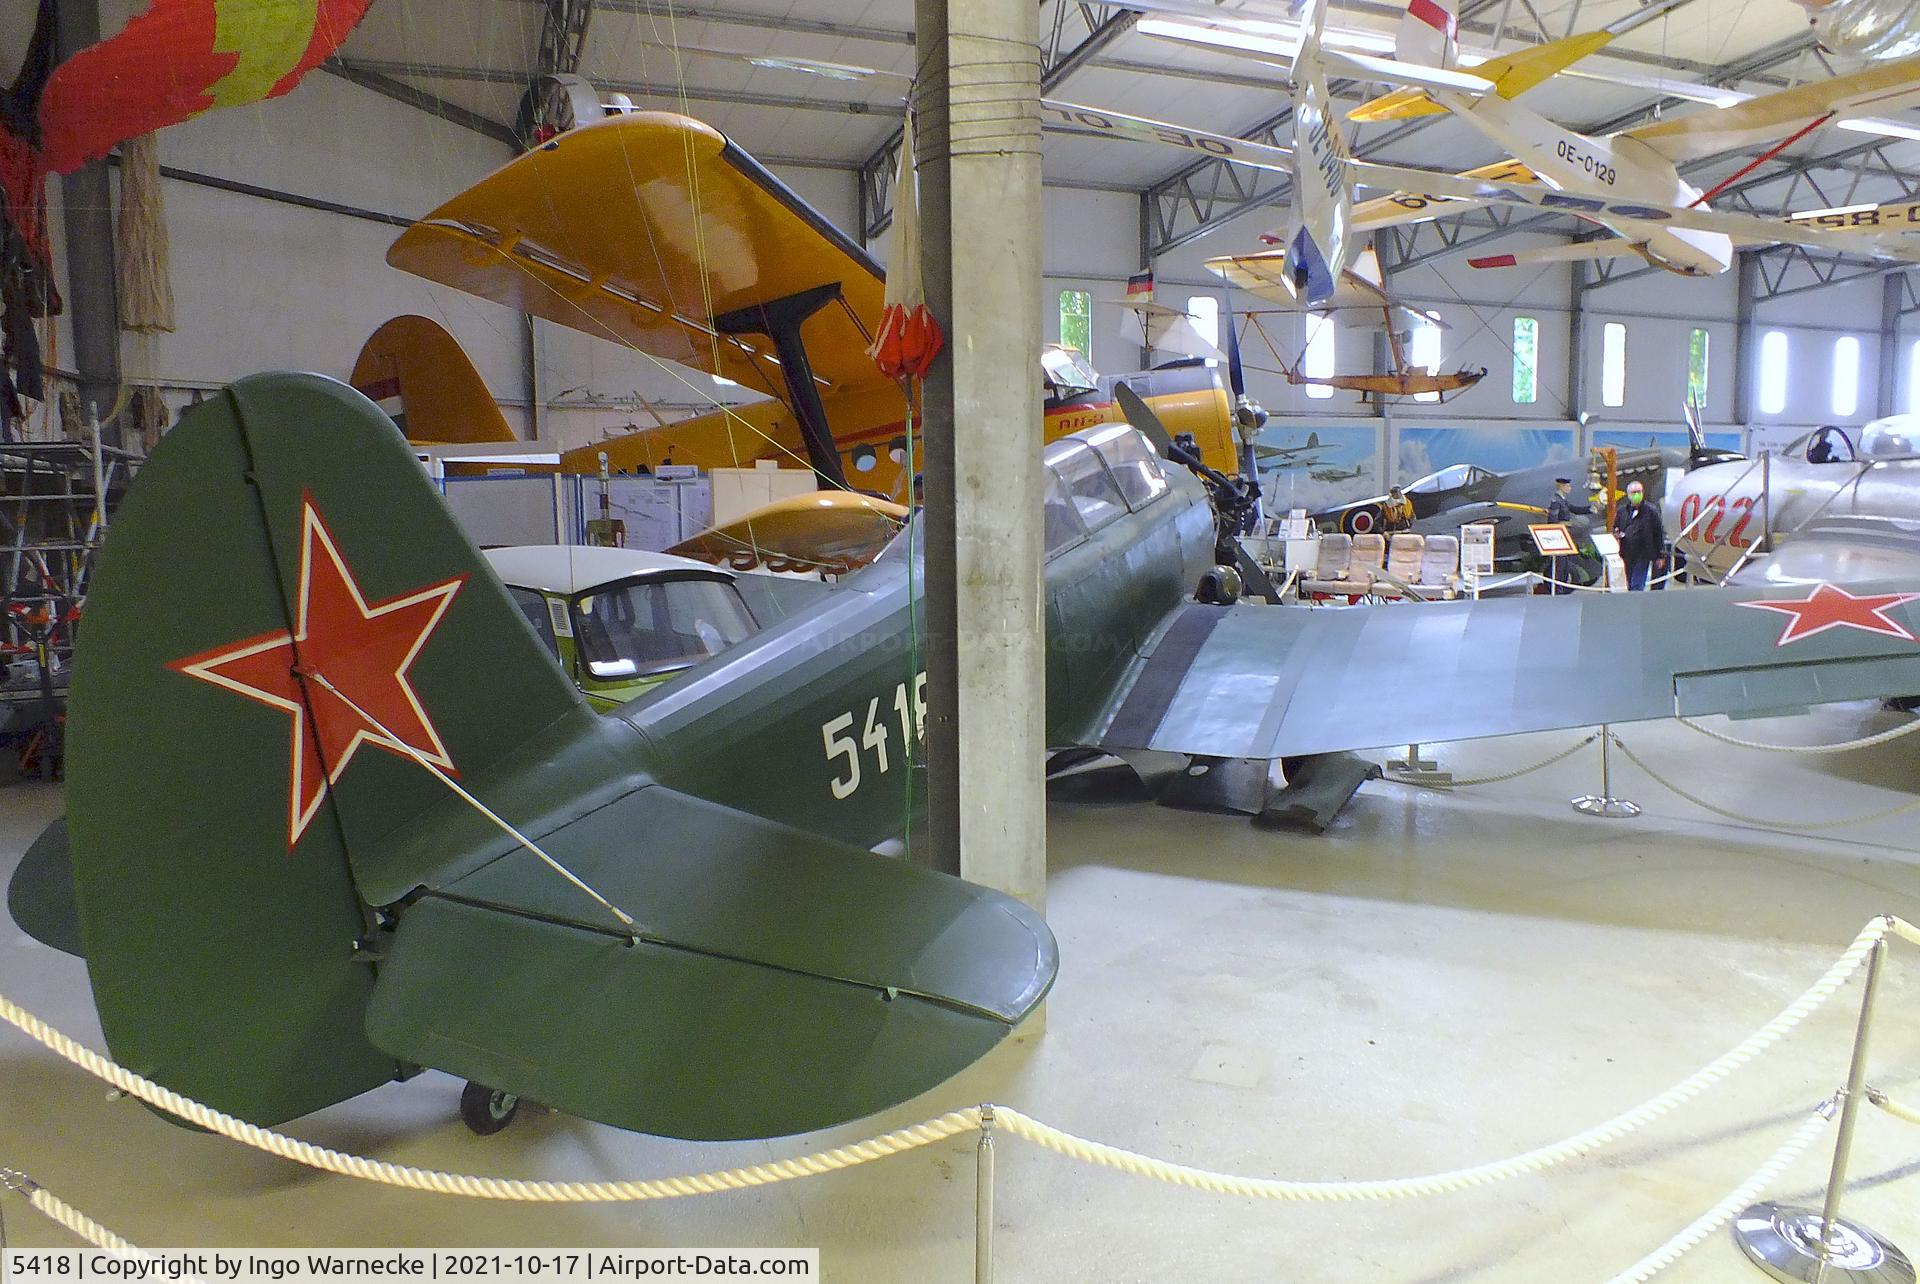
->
[1837,115,1920,141]
[1792,201,1879,218]
[1557,65,1750,106]
[1138,17,1298,64]
[746,55,877,81]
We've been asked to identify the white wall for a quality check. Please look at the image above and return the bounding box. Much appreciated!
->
[108,73,527,428]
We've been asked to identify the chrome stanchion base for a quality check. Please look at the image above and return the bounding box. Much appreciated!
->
[1571,794,1640,818]
[1734,1202,1915,1284]
[1388,744,1452,785]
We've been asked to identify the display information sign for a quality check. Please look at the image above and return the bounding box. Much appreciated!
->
[1528,522,1578,557]
[1459,522,1495,577]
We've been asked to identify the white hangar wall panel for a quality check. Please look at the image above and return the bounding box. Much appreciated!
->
[1383,237,1574,426]
[125,73,526,431]
[1151,203,1578,425]
[1581,269,1737,428]
[1751,275,1888,431]
[1041,187,1140,370]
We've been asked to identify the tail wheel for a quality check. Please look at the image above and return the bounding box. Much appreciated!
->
[459,1081,522,1135]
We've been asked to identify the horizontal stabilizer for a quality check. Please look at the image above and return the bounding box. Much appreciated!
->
[1324,47,1493,94]
[367,782,1055,1140]
[6,817,80,958]
[1350,30,1613,121]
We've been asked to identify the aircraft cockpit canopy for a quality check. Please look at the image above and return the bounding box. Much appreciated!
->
[1788,424,1860,463]
[1406,463,1493,493]
[1041,345,1101,398]
[1858,414,1920,461]
[1042,425,1172,553]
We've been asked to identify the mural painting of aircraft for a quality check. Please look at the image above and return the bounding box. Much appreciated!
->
[1310,463,1367,483]
[1313,427,1737,552]
[18,373,1920,1143]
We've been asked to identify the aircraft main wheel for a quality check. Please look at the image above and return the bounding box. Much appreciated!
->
[460,1081,521,1135]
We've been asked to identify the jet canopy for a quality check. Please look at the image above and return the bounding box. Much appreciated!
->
[1859,414,1920,461]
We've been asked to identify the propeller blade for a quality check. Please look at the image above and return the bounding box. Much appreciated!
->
[1222,283,1247,400]
[1114,381,1177,458]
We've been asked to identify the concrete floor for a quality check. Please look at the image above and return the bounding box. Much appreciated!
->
[2,707,1918,1282]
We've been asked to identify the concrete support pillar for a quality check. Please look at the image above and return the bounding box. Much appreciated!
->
[1566,258,1589,428]
[1732,253,1759,428]
[1878,272,1905,420]
[54,0,122,437]
[913,0,1048,911]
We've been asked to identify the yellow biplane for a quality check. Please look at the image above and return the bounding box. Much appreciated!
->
[382,111,1242,500]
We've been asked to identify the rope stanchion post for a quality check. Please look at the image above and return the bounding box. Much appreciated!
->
[1387,742,1451,785]
[1572,726,1641,818]
[975,1105,996,1284]
[1734,931,1914,1284]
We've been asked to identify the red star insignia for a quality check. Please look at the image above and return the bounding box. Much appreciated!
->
[170,497,465,848]
[1736,583,1920,648]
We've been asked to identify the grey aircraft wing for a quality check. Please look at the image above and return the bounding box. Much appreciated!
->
[1089,580,1920,760]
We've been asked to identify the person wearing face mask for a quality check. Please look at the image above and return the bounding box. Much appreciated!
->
[1612,480,1665,591]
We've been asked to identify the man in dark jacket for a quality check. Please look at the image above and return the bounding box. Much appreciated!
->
[1613,480,1665,591]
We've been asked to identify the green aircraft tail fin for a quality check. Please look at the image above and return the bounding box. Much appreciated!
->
[66,373,591,1124]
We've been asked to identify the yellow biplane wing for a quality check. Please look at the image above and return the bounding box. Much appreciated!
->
[388,111,901,484]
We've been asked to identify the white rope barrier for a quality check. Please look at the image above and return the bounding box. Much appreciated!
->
[0,991,979,1200]
[1611,734,1920,830]
[0,916,1914,1283]
[2,1168,141,1253]
[1385,733,1599,789]
[1677,713,1920,755]
[1603,1108,1834,1284]
[1869,1088,1920,1126]
[2,917,1910,1207]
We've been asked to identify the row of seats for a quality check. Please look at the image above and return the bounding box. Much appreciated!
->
[1301,533,1461,599]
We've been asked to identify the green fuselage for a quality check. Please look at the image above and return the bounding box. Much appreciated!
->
[616,468,1216,850]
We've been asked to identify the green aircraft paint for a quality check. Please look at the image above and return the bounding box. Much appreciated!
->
[27,371,1920,1144]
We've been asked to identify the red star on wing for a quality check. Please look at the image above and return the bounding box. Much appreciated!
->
[1736,582,1920,647]
[170,498,465,848]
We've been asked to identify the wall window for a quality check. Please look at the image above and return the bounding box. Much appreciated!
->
[1600,322,1627,408]
[1832,336,1861,418]
[1686,328,1709,407]
[1511,316,1538,404]
[1059,289,1092,357]
[1304,315,1335,399]
[1412,323,1442,403]
[1759,331,1788,414]
[1186,295,1219,354]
